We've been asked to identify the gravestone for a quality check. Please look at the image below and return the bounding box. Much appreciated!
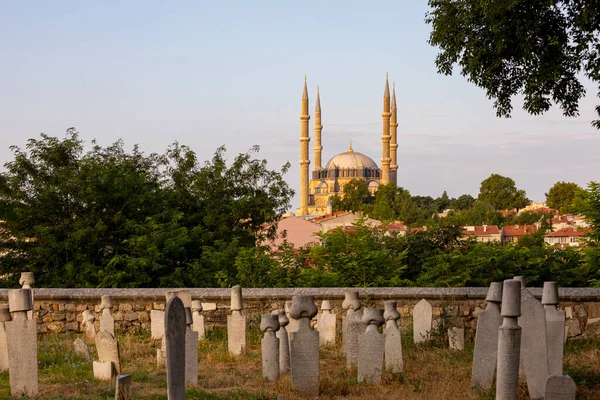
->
[289,295,319,397]
[0,306,11,372]
[342,290,363,365]
[227,285,247,356]
[496,279,522,400]
[260,314,280,382]
[5,289,38,396]
[72,338,92,361]
[165,296,186,400]
[542,282,566,376]
[544,374,576,400]
[191,300,206,340]
[471,281,503,390]
[157,337,166,367]
[100,296,115,336]
[115,374,133,400]
[448,327,465,350]
[93,361,113,380]
[383,300,403,373]
[273,309,290,374]
[95,330,121,378]
[151,310,165,340]
[19,272,35,320]
[518,278,550,400]
[285,300,299,333]
[184,307,199,386]
[413,298,433,344]
[357,308,385,385]
[317,300,336,346]
[82,310,97,341]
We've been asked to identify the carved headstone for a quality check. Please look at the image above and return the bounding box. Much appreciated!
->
[413,298,433,344]
[100,296,115,336]
[260,314,280,382]
[227,286,247,356]
[273,309,290,374]
[115,374,133,400]
[72,338,92,361]
[383,300,403,374]
[5,289,38,397]
[93,361,113,380]
[357,308,385,385]
[95,330,121,377]
[165,296,186,400]
[151,310,165,340]
[342,290,363,365]
[496,279,522,400]
[19,272,35,320]
[0,306,11,372]
[448,327,465,350]
[191,300,206,340]
[285,300,299,333]
[185,307,198,386]
[544,374,576,400]
[289,295,319,397]
[82,310,97,341]
[317,300,336,346]
[542,282,566,376]
[471,281,503,390]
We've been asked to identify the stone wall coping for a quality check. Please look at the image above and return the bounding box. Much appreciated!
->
[0,287,598,302]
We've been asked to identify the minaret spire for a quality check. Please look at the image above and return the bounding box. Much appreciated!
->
[298,76,311,216]
[381,73,391,184]
[390,82,398,185]
[314,85,323,170]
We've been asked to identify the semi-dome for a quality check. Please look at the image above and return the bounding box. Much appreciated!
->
[323,144,379,170]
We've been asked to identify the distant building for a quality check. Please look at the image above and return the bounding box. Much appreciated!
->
[316,212,381,233]
[502,225,537,244]
[263,215,321,252]
[461,225,502,243]
[543,227,589,248]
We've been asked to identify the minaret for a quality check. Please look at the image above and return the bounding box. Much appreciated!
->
[390,82,398,185]
[314,86,323,170]
[298,76,311,216]
[381,73,391,184]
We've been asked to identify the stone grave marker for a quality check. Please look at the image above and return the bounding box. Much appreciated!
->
[383,300,403,374]
[157,337,166,367]
[93,361,113,381]
[191,300,206,340]
[317,300,336,346]
[448,327,465,350]
[72,338,92,361]
[82,310,97,341]
[273,309,290,374]
[260,314,280,382]
[19,272,35,320]
[151,310,165,340]
[289,295,319,397]
[285,300,299,333]
[342,290,363,365]
[471,281,503,390]
[357,308,385,385]
[542,281,566,376]
[5,288,38,396]
[544,374,576,400]
[115,374,133,400]
[95,330,121,379]
[413,298,433,344]
[165,296,186,400]
[227,285,247,356]
[185,307,199,386]
[100,295,115,336]
[0,305,11,372]
[496,279,522,400]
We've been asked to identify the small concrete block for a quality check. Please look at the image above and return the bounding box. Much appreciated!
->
[150,310,165,340]
[202,303,217,311]
[93,361,114,381]
[564,306,573,320]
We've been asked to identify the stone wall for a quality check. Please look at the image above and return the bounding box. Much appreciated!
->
[0,287,599,340]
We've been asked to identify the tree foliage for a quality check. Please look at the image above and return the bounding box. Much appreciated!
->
[478,173,529,211]
[546,181,585,213]
[426,0,600,128]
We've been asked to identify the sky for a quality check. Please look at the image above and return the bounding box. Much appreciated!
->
[1,1,599,210]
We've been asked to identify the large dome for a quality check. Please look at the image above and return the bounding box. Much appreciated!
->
[324,147,379,170]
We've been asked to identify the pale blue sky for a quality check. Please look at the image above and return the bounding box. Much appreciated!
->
[1,1,598,209]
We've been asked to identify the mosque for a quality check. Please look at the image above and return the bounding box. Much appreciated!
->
[296,74,399,216]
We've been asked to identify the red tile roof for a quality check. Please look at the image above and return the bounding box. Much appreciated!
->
[461,225,501,236]
[502,225,537,237]
[544,227,589,238]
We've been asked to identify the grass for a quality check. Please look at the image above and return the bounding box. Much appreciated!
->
[0,328,598,399]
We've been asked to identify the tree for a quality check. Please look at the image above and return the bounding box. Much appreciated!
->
[546,181,585,213]
[450,194,475,211]
[478,174,529,211]
[330,179,374,213]
[426,1,600,129]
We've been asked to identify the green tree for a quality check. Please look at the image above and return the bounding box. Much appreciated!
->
[478,174,529,211]
[577,182,600,286]
[545,181,585,214]
[426,1,600,128]
[330,179,374,213]
[450,194,475,211]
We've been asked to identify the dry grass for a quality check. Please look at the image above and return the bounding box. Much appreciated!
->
[0,327,598,399]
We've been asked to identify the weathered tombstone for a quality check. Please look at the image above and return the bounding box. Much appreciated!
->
[19,272,35,320]
[0,306,11,372]
[72,338,92,361]
[151,310,165,340]
[496,279,522,400]
[544,374,576,400]
[191,300,206,340]
[413,298,433,344]
[115,374,133,400]
[157,337,166,367]
[317,300,336,346]
[383,300,403,373]
[448,327,465,350]
[471,281,503,390]
[100,295,115,336]
[285,300,299,333]
[165,296,186,400]
[95,330,121,378]
[5,289,38,396]
[93,361,113,380]
[289,295,319,397]
[184,307,199,386]
[273,309,290,374]
[517,276,550,400]
[82,310,97,341]
[542,282,566,376]
[260,314,280,382]
[342,290,363,365]
[357,308,385,385]
[227,285,247,356]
